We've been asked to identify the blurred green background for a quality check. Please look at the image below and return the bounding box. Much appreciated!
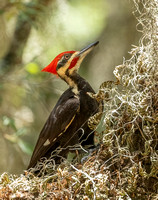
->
[0,0,140,174]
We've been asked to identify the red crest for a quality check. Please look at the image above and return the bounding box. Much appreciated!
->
[42,51,76,74]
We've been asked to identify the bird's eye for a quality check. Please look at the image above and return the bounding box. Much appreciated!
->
[64,54,70,60]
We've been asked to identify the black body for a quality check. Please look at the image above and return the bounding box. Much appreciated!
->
[28,74,99,169]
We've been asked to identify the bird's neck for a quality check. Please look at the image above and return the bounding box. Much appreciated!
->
[62,72,87,95]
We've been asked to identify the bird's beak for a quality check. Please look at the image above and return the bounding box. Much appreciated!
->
[77,41,99,57]
[68,41,99,73]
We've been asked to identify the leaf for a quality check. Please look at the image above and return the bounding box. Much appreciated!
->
[25,62,40,75]
[2,116,17,131]
[17,139,33,155]
[15,128,27,136]
[4,134,17,143]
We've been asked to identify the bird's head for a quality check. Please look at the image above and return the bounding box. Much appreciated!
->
[42,41,99,78]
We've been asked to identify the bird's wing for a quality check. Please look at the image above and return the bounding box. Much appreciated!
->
[28,96,79,168]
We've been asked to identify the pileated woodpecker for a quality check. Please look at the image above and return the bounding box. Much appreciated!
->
[28,41,99,169]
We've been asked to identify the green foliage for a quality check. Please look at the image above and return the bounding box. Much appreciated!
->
[2,116,33,155]
[2,116,16,131]
[25,62,40,75]
[17,139,33,155]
